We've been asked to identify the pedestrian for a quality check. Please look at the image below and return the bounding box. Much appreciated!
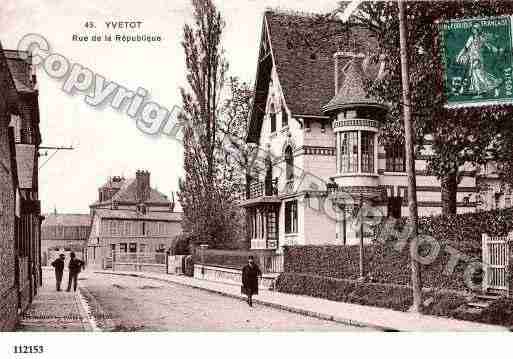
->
[241,256,262,307]
[51,254,65,291]
[67,252,85,292]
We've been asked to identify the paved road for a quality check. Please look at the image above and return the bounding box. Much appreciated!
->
[78,272,371,331]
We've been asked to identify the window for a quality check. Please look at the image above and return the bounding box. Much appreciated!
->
[506,196,512,208]
[110,244,116,253]
[385,142,406,172]
[361,132,375,173]
[339,131,358,173]
[285,146,294,181]
[285,200,298,234]
[129,243,137,253]
[270,104,276,133]
[282,105,288,127]
[119,243,127,253]
[137,203,147,215]
[267,210,277,240]
[139,244,146,252]
[109,220,116,236]
[125,221,131,236]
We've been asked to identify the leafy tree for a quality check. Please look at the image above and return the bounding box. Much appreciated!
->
[177,1,254,248]
[339,0,513,215]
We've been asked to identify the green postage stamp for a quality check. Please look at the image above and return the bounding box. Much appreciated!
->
[439,16,513,108]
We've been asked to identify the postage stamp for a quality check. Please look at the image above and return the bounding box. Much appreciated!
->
[439,16,513,108]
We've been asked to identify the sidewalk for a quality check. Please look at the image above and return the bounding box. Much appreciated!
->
[95,269,507,331]
[18,267,96,331]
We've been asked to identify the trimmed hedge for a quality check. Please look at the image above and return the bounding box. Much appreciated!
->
[283,242,473,291]
[277,272,513,327]
[276,272,413,312]
[283,208,513,292]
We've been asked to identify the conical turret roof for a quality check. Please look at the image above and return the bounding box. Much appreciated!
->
[322,56,386,114]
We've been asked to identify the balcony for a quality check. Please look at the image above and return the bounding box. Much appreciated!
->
[248,178,278,199]
[239,178,280,207]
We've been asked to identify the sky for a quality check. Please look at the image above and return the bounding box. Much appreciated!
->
[0,0,345,214]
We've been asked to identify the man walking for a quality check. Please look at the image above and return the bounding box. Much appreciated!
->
[241,256,262,307]
[67,252,84,292]
[51,253,65,291]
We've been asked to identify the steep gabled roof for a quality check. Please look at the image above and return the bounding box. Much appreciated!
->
[111,178,170,203]
[247,10,377,143]
[90,177,171,207]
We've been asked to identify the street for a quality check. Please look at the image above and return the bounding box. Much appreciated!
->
[77,271,370,331]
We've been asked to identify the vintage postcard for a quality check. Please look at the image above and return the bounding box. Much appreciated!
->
[1,0,513,357]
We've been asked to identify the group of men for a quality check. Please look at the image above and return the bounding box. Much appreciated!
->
[51,252,85,292]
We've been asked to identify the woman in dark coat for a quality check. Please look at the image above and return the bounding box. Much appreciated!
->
[242,256,262,307]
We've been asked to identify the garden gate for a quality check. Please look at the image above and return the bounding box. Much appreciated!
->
[482,233,511,295]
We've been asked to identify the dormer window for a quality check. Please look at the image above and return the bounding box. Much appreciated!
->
[285,146,294,181]
[270,104,276,133]
[282,105,288,127]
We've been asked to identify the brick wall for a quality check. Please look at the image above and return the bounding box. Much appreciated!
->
[0,123,18,330]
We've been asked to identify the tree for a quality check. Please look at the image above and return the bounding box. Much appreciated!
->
[340,0,513,215]
[178,1,254,248]
[178,0,235,248]
[218,77,254,193]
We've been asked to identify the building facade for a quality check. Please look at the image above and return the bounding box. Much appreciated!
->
[41,212,91,266]
[241,10,502,252]
[86,171,182,268]
[6,48,43,313]
[0,43,42,330]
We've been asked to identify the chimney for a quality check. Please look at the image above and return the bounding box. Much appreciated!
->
[136,170,151,203]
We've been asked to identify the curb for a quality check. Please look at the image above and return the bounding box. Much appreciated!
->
[94,271,396,331]
[76,288,101,332]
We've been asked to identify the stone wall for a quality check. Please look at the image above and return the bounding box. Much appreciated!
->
[113,263,167,274]
[193,264,277,290]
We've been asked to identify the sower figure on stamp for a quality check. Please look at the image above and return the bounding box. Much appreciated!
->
[51,253,65,291]
[67,252,85,292]
[241,256,262,307]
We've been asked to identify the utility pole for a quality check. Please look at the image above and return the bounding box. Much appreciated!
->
[398,0,422,312]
